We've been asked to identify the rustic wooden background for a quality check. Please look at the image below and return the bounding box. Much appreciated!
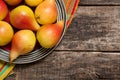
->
[6,0,120,80]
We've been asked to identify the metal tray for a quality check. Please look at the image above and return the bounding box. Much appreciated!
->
[0,0,66,64]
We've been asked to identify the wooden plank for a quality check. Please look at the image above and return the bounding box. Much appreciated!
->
[6,51,120,80]
[56,6,120,51]
[80,0,120,5]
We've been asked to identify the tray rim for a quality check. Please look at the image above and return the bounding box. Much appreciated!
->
[0,0,67,64]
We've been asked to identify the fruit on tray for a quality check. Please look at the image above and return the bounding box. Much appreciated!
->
[10,30,36,62]
[0,21,14,46]
[35,0,58,25]
[4,0,22,6]
[36,20,64,48]
[10,5,40,31]
[0,0,8,20]
[25,0,43,7]
[0,0,64,62]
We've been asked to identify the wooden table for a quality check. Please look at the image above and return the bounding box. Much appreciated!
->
[6,0,120,80]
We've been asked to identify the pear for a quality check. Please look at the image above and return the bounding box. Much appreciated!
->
[4,0,22,6]
[10,5,40,31]
[35,0,58,25]
[0,21,14,46]
[36,20,64,48]
[10,30,36,62]
[0,0,8,20]
[25,0,43,7]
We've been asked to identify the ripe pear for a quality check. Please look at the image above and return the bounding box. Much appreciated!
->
[0,0,8,20]
[35,0,58,25]
[25,0,43,7]
[36,20,64,48]
[4,0,22,6]
[0,21,14,46]
[10,30,36,62]
[10,5,40,31]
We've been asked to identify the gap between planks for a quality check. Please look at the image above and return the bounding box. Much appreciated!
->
[54,50,120,54]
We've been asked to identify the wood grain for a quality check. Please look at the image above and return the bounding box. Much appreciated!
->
[6,51,120,80]
[80,0,120,5]
[5,1,120,80]
[56,6,120,51]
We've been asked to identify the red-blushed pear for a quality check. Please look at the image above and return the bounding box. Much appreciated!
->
[4,0,22,6]
[10,30,36,62]
[36,20,64,48]
[35,0,58,25]
[0,21,14,46]
[0,0,8,20]
[10,5,40,31]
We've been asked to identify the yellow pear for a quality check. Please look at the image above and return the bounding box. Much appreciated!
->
[10,5,40,31]
[0,21,14,46]
[36,20,64,48]
[10,30,36,62]
[4,0,22,6]
[35,0,58,25]
[25,0,43,7]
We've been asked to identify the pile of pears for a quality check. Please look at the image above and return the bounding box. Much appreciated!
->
[0,0,64,62]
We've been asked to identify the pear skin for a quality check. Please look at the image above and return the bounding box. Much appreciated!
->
[25,0,43,7]
[35,0,58,25]
[36,20,64,48]
[10,5,40,31]
[0,21,14,46]
[0,0,8,20]
[4,0,22,6]
[10,30,36,62]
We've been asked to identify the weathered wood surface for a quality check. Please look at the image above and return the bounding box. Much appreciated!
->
[6,1,120,80]
[6,51,120,80]
[57,6,120,51]
[80,0,120,5]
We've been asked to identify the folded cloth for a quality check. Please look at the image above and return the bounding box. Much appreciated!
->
[64,0,80,27]
[0,0,79,80]
[0,60,15,80]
